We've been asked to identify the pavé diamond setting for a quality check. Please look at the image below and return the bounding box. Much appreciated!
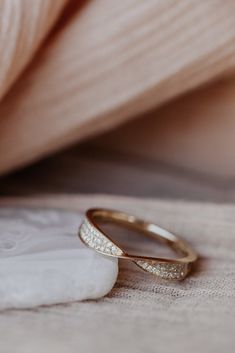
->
[135,260,188,280]
[79,219,123,256]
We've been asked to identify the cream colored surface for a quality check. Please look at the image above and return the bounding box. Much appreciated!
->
[0,194,234,353]
[1,1,235,174]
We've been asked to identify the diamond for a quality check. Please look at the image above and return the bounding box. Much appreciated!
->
[135,260,187,280]
[79,219,123,257]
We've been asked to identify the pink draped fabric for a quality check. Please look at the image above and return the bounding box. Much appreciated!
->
[1,0,235,178]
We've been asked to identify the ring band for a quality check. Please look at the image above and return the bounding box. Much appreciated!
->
[78,208,198,280]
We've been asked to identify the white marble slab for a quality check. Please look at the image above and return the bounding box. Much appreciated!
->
[0,207,118,310]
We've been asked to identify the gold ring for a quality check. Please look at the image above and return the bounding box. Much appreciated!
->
[78,208,198,280]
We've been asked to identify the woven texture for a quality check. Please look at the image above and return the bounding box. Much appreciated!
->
[1,194,234,353]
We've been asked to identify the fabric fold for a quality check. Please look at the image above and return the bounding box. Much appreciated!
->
[0,0,67,100]
[1,0,235,174]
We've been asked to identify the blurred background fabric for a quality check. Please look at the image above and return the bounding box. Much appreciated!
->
[0,0,67,100]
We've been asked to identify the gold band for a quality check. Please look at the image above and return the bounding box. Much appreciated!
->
[78,208,198,280]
